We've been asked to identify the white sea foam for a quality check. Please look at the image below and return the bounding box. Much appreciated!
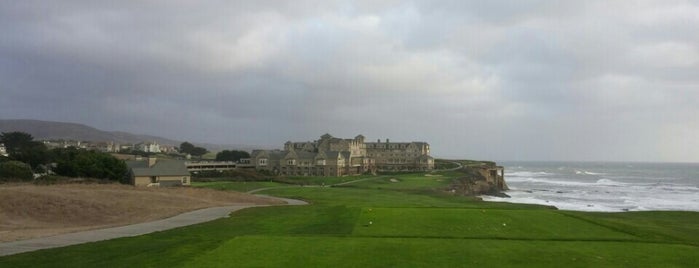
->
[505,177,626,187]
[574,170,605,175]
[595,179,626,186]
[505,171,551,177]
[584,171,605,175]
[489,162,699,212]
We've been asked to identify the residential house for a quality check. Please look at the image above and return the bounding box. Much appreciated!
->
[137,142,161,153]
[126,157,190,186]
[0,143,7,157]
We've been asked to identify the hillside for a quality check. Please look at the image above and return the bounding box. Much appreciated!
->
[0,119,181,145]
[0,119,270,151]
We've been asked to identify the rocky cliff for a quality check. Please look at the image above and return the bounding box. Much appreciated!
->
[449,162,508,197]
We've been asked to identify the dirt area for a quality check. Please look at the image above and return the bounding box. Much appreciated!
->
[0,183,283,242]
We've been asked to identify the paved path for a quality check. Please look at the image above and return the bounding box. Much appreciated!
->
[433,161,463,172]
[246,177,382,194]
[0,196,307,257]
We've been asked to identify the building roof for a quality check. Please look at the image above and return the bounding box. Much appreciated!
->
[127,159,189,177]
[251,150,286,160]
[294,150,317,160]
[325,151,338,159]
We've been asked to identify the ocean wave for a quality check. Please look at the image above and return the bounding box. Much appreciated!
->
[486,181,699,212]
[505,171,552,177]
[574,170,606,175]
[595,179,627,186]
[484,190,699,212]
[505,177,627,187]
[480,194,627,212]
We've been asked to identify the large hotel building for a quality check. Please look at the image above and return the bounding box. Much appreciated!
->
[245,134,434,176]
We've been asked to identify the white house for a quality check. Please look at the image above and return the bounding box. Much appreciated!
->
[137,142,161,153]
[0,143,8,157]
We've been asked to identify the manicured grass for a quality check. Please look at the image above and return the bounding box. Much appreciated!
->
[345,173,451,190]
[182,236,699,268]
[192,181,287,192]
[353,208,637,240]
[561,210,699,245]
[2,172,698,267]
[286,174,377,185]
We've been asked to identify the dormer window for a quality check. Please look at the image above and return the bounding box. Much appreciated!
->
[287,159,296,165]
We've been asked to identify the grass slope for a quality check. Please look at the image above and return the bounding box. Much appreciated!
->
[2,171,698,267]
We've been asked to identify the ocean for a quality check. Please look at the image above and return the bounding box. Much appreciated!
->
[481,162,699,212]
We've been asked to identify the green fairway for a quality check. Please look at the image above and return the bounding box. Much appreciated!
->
[2,171,698,267]
[353,208,637,240]
[192,181,286,192]
[183,236,699,268]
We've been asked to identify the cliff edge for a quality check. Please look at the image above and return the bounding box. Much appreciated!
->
[448,161,508,197]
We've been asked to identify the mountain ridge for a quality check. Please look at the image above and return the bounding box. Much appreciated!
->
[0,119,273,152]
[0,119,181,145]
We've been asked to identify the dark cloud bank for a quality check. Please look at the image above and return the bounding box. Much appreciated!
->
[1,1,698,162]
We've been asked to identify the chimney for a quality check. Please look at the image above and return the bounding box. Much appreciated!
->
[148,157,157,167]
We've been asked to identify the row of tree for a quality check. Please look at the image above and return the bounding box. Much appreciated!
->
[1,132,251,182]
[178,142,250,162]
[0,132,127,182]
[215,150,250,162]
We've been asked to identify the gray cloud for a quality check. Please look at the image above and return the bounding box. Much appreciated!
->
[1,0,698,162]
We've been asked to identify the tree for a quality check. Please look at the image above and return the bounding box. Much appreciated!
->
[0,131,35,153]
[179,142,195,154]
[179,141,208,158]
[215,150,250,162]
[52,147,128,182]
[0,131,49,169]
[190,147,208,158]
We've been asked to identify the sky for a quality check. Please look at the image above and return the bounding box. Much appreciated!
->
[1,1,698,162]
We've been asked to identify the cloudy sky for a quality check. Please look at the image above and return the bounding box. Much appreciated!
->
[1,1,698,162]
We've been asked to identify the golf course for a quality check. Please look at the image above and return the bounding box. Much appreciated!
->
[1,169,698,267]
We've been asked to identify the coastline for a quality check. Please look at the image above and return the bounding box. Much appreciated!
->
[480,161,699,212]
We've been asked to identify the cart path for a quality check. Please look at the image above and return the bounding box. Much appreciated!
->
[246,176,385,194]
[0,196,307,257]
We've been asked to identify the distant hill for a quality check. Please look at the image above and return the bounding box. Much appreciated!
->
[0,119,273,152]
[0,119,180,145]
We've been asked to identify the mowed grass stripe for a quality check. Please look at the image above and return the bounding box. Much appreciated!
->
[352,208,637,240]
[181,235,699,268]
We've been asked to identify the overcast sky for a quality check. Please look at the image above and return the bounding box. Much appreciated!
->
[1,1,698,162]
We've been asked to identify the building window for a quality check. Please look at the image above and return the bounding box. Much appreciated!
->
[259,158,268,166]
[182,177,188,184]
[287,159,296,165]
[150,176,157,183]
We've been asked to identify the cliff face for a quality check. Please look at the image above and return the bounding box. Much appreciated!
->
[449,163,508,197]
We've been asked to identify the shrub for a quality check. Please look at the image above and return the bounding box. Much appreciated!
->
[0,160,34,182]
[33,175,117,185]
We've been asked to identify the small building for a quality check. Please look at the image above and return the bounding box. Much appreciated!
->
[0,143,7,157]
[126,157,190,187]
[185,161,237,172]
[136,142,161,153]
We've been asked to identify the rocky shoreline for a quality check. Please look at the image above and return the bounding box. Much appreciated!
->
[448,162,509,197]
